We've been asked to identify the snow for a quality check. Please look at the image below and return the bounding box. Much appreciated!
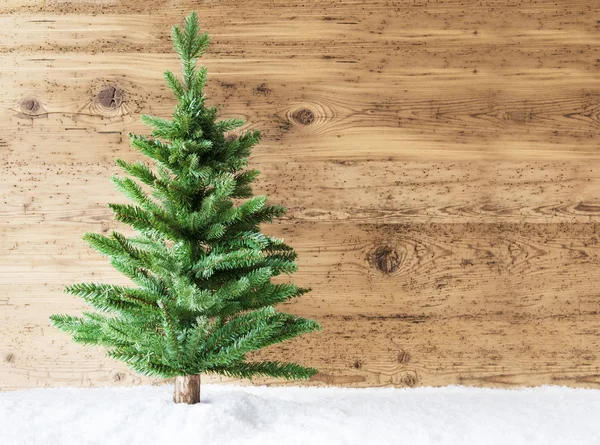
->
[1,384,599,445]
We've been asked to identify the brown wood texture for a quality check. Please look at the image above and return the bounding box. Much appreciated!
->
[1,0,600,390]
[173,374,201,404]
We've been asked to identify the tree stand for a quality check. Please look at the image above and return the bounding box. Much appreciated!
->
[174,374,201,404]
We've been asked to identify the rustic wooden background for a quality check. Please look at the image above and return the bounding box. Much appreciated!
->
[1,0,600,391]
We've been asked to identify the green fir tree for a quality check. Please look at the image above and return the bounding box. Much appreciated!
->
[50,12,321,403]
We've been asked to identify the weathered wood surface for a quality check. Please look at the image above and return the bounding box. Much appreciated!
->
[1,0,600,390]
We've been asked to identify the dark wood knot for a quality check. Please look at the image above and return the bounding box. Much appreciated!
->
[397,350,411,364]
[20,98,41,115]
[401,372,418,387]
[97,86,123,110]
[370,246,401,274]
[292,108,315,125]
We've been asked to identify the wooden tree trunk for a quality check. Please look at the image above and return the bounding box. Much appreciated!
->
[173,374,201,404]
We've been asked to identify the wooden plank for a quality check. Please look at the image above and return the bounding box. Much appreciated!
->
[1,12,597,59]
[4,160,600,225]
[4,221,600,314]
[4,315,600,389]
[2,0,595,18]
[5,315,600,389]
[2,59,599,162]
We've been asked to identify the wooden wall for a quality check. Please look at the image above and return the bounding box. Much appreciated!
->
[1,0,600,390]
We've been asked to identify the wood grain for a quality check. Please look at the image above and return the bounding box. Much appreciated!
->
[1,0,600,390]
[3,221,600,388]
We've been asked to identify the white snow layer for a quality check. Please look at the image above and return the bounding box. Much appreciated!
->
[1,384,599,445]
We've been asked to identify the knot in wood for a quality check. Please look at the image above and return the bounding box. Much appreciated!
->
[506,109,530,125]
[401,372,418,387]
[397,350,411,364]
[371,246,400,274]
[292,108,315,125]
[20,98,41,115]
[97,86,123,110]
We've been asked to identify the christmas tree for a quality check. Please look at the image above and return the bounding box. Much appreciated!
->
[50,12,321,404]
